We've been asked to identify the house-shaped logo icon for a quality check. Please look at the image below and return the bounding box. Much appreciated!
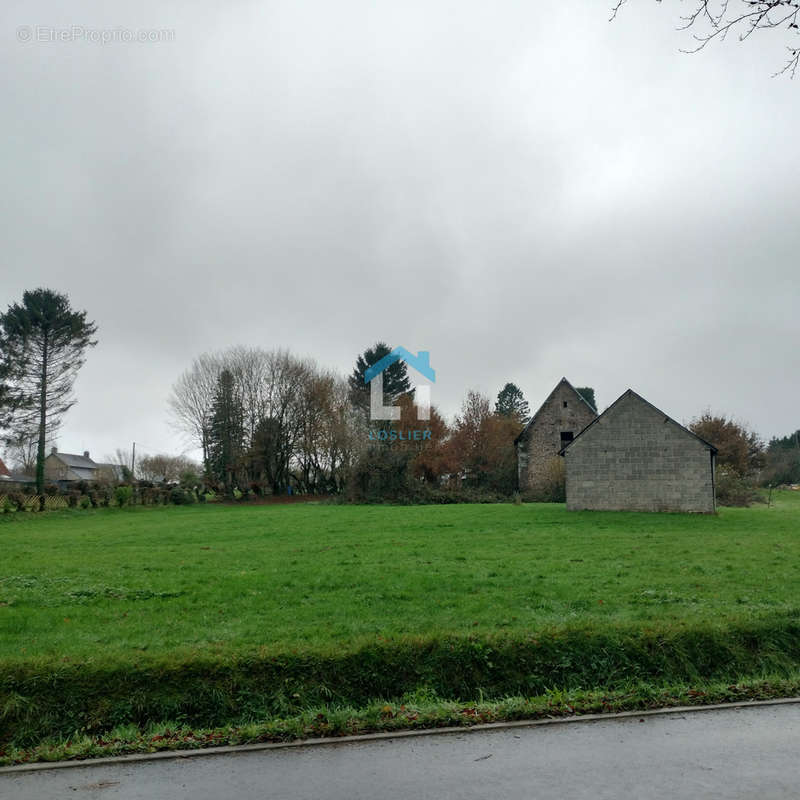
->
[364,347,436,421]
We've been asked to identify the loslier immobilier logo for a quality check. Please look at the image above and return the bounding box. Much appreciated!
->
[364,347,435,442]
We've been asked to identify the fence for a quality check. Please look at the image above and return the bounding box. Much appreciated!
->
[0,493,69,511]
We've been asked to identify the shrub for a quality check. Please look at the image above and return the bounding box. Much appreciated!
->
[169,488,196,505]
[6,493,26,512]
[141,487,161,505]
[66,491,80,509]
[415,486,508,504]
[348,448,417,504]
[114,486,133,507]
[79,496,91,510]
[715,467,761,507]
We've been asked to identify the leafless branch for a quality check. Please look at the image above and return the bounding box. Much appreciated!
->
[612,1,800,76]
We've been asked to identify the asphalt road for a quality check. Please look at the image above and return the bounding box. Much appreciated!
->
[3,703,800,800]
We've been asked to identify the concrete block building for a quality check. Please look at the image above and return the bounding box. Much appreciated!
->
[562,389,717,513]
[515,378,598,495]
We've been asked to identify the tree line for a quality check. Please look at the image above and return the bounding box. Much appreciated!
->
[168,342,537,500]
[1,288,797,505]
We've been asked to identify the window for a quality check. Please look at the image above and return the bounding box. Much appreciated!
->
[563,400,568,408]
[560,431,574,447]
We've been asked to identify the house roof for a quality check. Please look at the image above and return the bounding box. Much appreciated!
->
[0,471,35,484]
[51,451,97,469]
[559,388,718,455]
[67,467,97,481]
[514,377,598,445]
[0,457,34,483]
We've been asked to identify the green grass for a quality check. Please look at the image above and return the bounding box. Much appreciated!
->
[5,675,800,766]
[3,493,800,660]
[2,492,800,762]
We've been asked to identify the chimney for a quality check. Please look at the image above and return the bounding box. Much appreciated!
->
[51,447,57,455]
[83,450,90,459]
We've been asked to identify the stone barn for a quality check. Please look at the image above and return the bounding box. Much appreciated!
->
[561,389,717,513]
[515,378,598,496]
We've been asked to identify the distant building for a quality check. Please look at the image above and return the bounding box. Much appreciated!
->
[515,378,598,495]
[0,456,35,489]
[561,389,717,513]
[43,448,125,485]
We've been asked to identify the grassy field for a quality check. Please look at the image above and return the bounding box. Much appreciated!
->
[2,492,800,762]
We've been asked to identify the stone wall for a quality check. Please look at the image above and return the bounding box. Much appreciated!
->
[564,391,715,513]
[517,380,597,494]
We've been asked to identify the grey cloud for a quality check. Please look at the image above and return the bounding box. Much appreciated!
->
[1,0,797,463]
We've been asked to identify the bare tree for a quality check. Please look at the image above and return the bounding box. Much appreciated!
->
[168,352,224,470]
[138,453,201,484]
[293,370,360,493]
[611,1,800,76]
[2,431,40,474]
[171,347,361,494]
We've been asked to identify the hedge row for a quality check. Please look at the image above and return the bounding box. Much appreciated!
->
[1,486,212,512]
[3,615,800,746]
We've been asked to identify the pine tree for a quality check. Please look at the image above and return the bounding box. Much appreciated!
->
[0,289,97,495]
[207,369,244,497]
[348,342,411,412]
[495,382,530,424]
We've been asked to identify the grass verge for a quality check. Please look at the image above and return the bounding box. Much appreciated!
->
[3,675,799,767]
[3,615,800,761]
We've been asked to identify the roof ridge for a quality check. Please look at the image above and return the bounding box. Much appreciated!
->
[559,389,718,454]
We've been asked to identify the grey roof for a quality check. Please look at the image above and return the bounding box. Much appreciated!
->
[0,472,36,484]
[52,452,97,468]
[559,388,718,455]
[67,467,97,481]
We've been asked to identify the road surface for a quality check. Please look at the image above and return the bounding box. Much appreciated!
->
[3,702,800,799]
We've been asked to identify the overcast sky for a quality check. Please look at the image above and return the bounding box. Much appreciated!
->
[2,0,797,464]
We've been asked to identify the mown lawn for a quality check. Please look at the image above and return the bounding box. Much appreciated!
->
[1,492,799,663]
